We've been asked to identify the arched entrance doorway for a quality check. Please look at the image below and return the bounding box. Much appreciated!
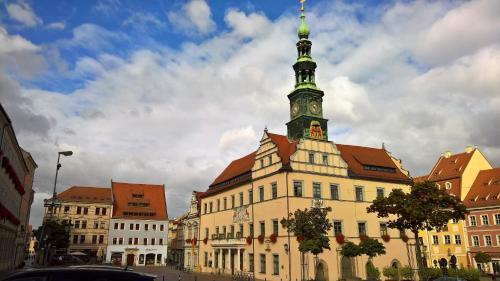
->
[315,259,329,281]
[146,253,156,266]
[341,256,355,279]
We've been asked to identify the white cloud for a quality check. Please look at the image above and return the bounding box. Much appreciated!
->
[2,1,499,227]
[0,26,45,76]
[123,12,164,30]
[46,22,65,30]
[218,126,257,152]
[57,24,127,51]
[167,0,215,35]
[224,9,271,38]
[414,0,500,65]
[5,2,42,27]
[94,0,121,15]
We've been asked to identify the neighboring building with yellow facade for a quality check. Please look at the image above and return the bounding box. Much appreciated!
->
[43,186,113,262]
[417,147,492,268]
[198,6,415,281]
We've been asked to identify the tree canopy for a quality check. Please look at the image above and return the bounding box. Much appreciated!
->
[281,207,333,255]
[367,180,468,272]
[475,252,491,264]
[360,238,386,259]
[367,181,467,232]
[45,220,71,249]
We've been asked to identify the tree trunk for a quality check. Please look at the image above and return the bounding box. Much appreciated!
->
[413,229,423,279]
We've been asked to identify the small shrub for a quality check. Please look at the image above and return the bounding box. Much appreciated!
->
[419,268,441,281]
[449,268,481,281]
[366,262,381,281]
[400,266,413,280]
[383,266,399,280]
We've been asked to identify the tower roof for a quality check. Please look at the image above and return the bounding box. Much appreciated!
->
[298,13,310,39]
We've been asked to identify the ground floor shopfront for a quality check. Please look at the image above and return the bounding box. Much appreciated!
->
[0,225,17,271]
[200,236,415,281]
[106,245,168,267]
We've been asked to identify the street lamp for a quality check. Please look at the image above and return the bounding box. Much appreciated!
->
[52,150,73,199]
[41,150,73,266]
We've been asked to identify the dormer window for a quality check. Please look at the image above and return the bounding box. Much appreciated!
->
[445,182,452,190]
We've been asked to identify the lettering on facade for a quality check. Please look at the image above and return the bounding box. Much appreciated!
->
[232,206,250,223]
[146,248,157,252]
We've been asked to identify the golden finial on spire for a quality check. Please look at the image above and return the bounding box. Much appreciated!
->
[300,0,305,12]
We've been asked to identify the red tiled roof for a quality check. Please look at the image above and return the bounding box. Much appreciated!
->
[209,151,257,187]
[111,181,168,220]
[464,168,500,208]
[336,144,411,183]
[57,186,112,203]
[428,150,475,181]
[204,132,298,196]
[267,132,298,165]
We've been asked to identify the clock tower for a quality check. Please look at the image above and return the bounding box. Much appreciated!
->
[286,3,328,141]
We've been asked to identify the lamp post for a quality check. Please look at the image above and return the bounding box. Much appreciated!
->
[41,150,73,266]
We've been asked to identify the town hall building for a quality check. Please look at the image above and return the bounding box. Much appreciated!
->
[198,4,414,281]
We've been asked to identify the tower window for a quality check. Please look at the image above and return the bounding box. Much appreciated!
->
[309,153,315,164]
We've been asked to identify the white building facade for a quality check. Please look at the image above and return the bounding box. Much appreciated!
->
[106,219,168,266]
[105,181,169,267]
[181,192,201,270]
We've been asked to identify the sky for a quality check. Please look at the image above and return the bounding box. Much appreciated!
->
[1,0,499,228]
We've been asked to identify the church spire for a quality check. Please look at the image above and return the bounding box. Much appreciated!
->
[286,0,328,141]
[293,0,318,90]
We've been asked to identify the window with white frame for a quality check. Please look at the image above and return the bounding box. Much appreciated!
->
[333,220,342,236]
[444,235,451,245]
[451,218,459,223]
[355,186,364,201]
[472,236,480,247]
[376,187,384,199]
[485,235,493,246]
[432,235,439,245]
[330,184,339,200]
[470,216,477,226]
[454,235,462,245]
[497,235,500,245]
[445,182,452,190]
[313,183,321,199]
[495,214,500,225]
[482,215,489,225]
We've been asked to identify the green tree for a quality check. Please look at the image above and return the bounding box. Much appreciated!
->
[45,220,70,249]
[281,207,333,281]
[340,242,362,258]
[367,180,467,275]
[360,238,386,261]
[474,252,491,272]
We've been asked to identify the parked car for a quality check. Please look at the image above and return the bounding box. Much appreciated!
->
[1,266,157,281]
[49,254,86,266]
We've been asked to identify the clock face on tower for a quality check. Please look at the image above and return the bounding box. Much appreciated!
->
[310,101,320,115]
[291,103,300,117]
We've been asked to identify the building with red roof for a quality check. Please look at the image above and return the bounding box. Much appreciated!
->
[41,186,112,261]
[464,167,500,272]
[417,147,492,268]
[106,181,168,266]
[197,4,414,281]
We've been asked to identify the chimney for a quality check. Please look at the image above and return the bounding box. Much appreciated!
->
[444,151,452,158]
[465,146,474,153]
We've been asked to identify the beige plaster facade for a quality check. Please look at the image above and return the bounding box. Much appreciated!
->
[43,188,112,261]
